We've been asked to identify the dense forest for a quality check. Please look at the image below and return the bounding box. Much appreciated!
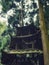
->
[0,0,49,65]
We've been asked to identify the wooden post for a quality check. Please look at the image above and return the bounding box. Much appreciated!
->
[38,0,49,65]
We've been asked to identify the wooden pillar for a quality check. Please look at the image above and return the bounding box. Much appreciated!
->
[38,0,49,65]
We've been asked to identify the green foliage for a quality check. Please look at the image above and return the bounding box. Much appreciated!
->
[0,22,7,36]
[0,63,3,65]
[44,5,49,36]
[0,21,11,51]
[1,0,13,12]
[0,35,10,50]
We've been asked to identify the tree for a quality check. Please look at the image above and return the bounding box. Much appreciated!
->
[1,0,39,27]
[38,0,49,65]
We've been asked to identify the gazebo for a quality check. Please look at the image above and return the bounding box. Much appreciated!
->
[1,24,44,65]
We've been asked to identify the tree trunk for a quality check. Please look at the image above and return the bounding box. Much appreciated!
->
[38,0,49,65]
